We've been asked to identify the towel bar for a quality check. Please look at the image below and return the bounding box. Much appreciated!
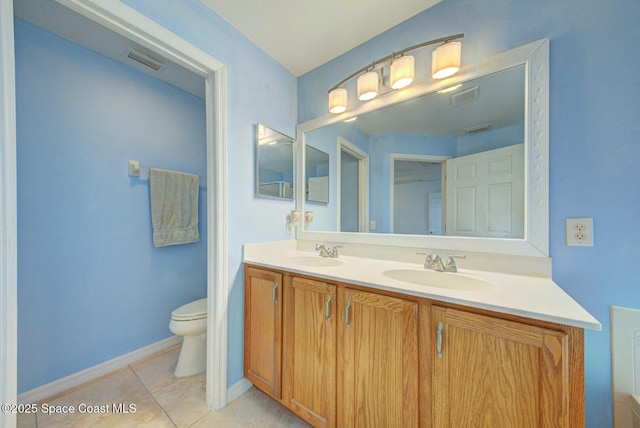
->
[128,160,206,187]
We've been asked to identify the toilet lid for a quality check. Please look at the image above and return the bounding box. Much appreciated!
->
[171,298,207,321]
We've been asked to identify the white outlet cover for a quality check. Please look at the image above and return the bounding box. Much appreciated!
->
[566,217,594,246]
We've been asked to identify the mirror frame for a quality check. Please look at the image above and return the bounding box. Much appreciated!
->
[296,39,549,257]
[255,123,295,201]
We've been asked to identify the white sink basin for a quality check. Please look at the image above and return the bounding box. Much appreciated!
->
[286,256,344,267]
[382,269,496,292]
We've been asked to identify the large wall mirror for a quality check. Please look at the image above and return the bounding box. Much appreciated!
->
[256,123,295,200]
[297,39,549,256]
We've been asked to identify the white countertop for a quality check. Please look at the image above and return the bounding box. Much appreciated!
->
[243,248,601,331]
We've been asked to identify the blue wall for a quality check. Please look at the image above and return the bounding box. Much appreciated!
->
[15,19,208,392]
[455,123,522,157]
[298,0,640,426]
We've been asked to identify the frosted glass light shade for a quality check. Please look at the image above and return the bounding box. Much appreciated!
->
[390,55,415,89]
[328,88,347,114]
[357,71,379,101]
[432,41,462,79]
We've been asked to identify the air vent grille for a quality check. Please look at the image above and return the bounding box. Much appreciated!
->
[125,48,165,71]
[450,86,479,106]
[464,123,492,134]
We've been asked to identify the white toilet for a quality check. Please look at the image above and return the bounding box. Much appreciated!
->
[169,298,207,377]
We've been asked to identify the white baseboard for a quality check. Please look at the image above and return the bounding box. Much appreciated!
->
[18,335,182,404]
[227,378,252,403]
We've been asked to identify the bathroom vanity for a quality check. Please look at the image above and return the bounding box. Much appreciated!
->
[243,38,601,427]
[243,243,600,427]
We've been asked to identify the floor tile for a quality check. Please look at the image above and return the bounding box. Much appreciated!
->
[130,345,181,393]
[28,345,309,428]
[36,367,174,428]
[16,412,36,428]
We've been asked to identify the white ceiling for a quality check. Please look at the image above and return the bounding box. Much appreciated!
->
[15,0,442,96]
[199,0,441,76]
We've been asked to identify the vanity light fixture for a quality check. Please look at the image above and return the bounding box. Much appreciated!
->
[432,41,462,79]
[390,55,415,89]
[328,33,463,114]
[357,70,379,101]
[328,88,347,114]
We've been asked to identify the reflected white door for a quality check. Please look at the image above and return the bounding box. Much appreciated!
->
[428,192,442,235]
[445,144,524,238]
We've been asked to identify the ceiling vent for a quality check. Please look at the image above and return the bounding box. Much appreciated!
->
[450,85,478,106]
[123,47,165,72]
[464,123,492,134]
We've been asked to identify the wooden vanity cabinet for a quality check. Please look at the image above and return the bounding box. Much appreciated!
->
[282,276,337,427]
[428,304,584,428]
[244,265,585,427]
[280,278,420,428]
[337,287,419,427]
[244,266,283,399]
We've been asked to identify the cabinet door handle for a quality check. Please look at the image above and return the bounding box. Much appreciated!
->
[272,282,278,305]
[345,299,351,329]
[436,321,443,359]
[325,294,332,322]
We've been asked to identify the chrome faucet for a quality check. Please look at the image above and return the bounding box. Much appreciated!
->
[444,255,466,272]
[316,244,341,258]
[316,244,331,257]
[418,252,446,271]
[418,252,465,272]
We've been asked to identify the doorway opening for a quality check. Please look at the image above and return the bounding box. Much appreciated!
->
[1,0,229,415]
[390,154,449,235]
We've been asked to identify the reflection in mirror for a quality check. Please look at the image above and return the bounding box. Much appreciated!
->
[298,39,549,256]
[255,123,295,200]
[305,64,525,238]
[305,145,330,204]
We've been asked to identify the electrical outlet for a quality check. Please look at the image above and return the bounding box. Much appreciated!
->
[369,220,376,230]
[566,218,594,246]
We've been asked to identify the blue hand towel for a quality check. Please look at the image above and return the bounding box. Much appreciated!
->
[149,168,199,247]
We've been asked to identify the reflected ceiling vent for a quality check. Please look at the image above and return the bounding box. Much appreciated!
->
[450,85,478,106]
[123,47,166,72]
[464,123,492,134]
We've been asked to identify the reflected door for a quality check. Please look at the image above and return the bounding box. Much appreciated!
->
[445,144,524,238]
[338,138,369,232]
[428,192,442,235]
[340,150,359,232]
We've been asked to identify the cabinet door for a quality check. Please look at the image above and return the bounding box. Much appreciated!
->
[282,276,336,427]
[244,267,282,399]
[432,306,569,427]
[338,288,419,427]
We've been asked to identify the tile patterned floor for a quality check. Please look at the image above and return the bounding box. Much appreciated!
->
[17,346,309,427]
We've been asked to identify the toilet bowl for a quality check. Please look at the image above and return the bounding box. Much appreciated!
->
[169,298,207,377]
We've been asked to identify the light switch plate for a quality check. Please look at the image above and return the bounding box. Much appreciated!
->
[566,217,594,246]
